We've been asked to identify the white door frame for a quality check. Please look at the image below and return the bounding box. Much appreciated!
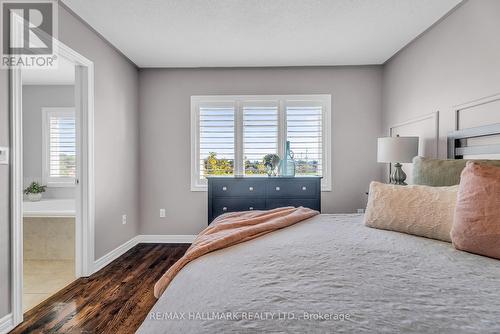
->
[10,39,95,327]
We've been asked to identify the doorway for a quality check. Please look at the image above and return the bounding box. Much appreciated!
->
[10,40,95,326]
[21,56,77,311]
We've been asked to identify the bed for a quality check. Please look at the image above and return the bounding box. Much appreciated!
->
[139,214,500,333]
[138,123,500,333]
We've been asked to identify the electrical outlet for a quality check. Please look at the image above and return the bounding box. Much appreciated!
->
[357,209,365,214]
[0,147,9,165]
[160,209,166,218]
[122,214,127,224]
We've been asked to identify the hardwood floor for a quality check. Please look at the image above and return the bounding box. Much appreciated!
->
[11,243,190,334]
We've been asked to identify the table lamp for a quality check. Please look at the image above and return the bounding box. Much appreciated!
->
[377,135,419,185]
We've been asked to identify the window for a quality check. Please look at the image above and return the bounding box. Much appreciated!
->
[191,95,331,191]
[286,104,323,176]
[199,103,235,177]
[243,103,279,175]
[42,107,76,187]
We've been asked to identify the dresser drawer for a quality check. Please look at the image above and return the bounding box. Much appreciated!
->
[266,198,320,211]
[208,176,321,224]
[210,179,266,197]
[212,198,266,218]
[266,179,319,198]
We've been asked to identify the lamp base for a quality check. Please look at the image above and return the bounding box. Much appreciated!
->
[390,162,407,185]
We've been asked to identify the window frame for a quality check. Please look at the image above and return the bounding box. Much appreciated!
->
[191,94,332,192]
[42,107,77,187]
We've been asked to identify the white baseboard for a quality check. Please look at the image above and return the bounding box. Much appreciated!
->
[92,234,196,274]
[0,313,14,334]
[93,236,141,273]
[138,235,196,243]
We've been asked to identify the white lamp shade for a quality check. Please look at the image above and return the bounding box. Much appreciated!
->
[377,136,419,163]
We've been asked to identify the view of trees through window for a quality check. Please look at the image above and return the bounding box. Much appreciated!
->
[202,153,320,177]
[202,153,273,176]
[203,152,234,176]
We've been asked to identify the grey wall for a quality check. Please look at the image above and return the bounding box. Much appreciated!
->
[22,85,75,199]
[0,4,140,318]
[58,6,140,259]
[382,0,500,158]
[139,67,384,235]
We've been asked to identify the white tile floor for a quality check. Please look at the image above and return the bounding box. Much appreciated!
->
[23,259,75,312]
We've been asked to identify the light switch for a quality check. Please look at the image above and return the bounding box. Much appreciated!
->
[0,147,9,165]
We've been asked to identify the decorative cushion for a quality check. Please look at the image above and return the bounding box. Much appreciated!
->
[364,181,458,242]
[451,162,500,259]
[412,157,500,186]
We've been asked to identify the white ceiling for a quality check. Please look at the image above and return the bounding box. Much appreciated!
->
[22,56,75,85]
[63,0,462,68]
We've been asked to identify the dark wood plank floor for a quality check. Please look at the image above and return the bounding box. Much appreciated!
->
[11,243,190,334]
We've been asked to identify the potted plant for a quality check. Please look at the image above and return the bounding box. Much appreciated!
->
[24,182,46,202]
[263,154,280,176]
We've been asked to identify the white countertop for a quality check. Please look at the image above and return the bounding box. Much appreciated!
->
[23,199,75,218]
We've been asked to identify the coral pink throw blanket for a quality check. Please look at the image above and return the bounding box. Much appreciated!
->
[154,206,319,298]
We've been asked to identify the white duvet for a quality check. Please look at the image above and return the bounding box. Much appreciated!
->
[138,214,500,333]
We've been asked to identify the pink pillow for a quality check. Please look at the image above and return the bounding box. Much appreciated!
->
[451,162,500,259]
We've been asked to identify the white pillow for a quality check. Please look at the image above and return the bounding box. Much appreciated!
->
[364,181,458,242]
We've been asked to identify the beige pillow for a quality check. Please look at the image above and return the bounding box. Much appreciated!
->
[364,181,458,242]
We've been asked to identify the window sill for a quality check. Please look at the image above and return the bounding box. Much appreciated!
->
[46,183,76,188]
[191,185,208,192]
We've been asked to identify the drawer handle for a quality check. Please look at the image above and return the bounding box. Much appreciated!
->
[249,186,254,191]
[249,207,254,210]
[222,186,227,191]
[302,186,307,191]
[275,186,280,191]
[222,207,227,211]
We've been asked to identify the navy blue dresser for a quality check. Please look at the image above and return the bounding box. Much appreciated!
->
[207,176,322,224]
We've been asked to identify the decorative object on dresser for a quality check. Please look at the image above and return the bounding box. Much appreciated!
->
[279,141,296,177]
[263,154,280,176]
[207,176,321,224]
[377,135,419,185]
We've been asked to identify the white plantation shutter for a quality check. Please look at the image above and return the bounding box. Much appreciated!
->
[191,95,331,191]
[43,108,76,186]
[199,105,235,178]
[286,104,323,176]
[243,103,279,175]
